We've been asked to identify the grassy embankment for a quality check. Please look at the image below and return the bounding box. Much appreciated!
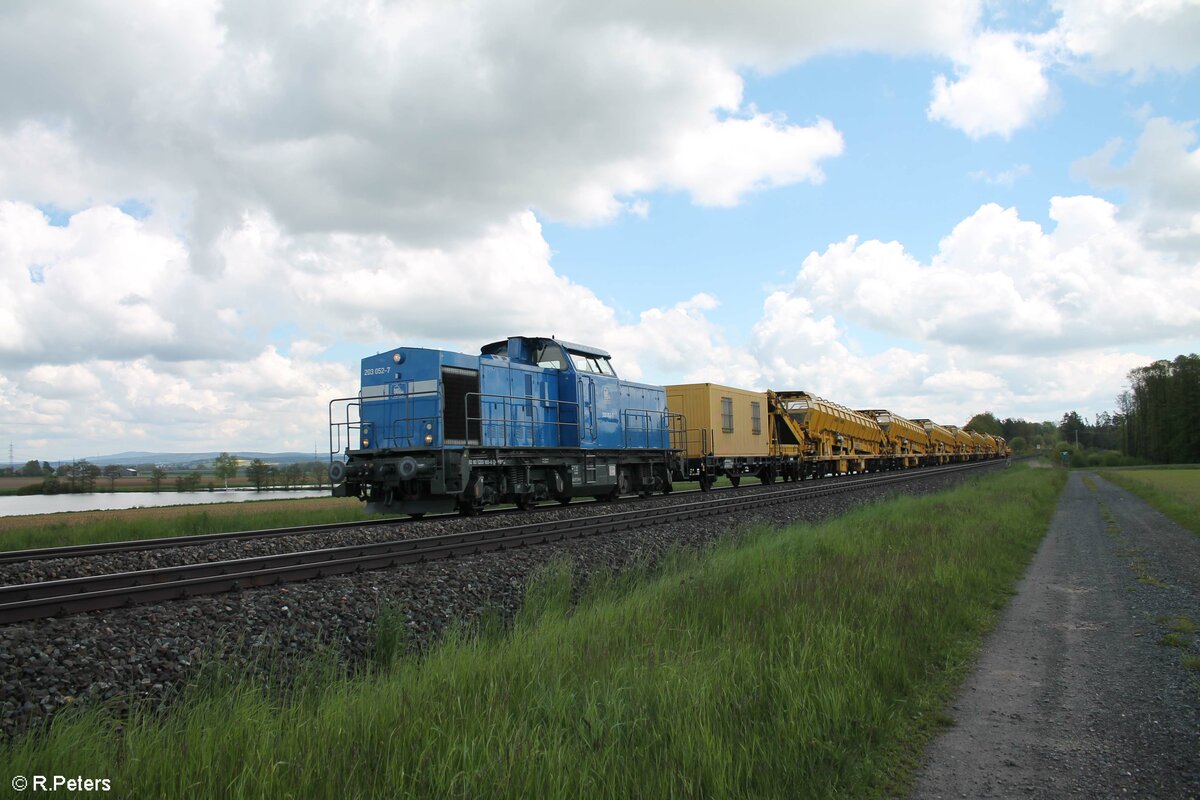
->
[2,465,1064,798]
[1102,467,1200,537]
[0,478,739,553]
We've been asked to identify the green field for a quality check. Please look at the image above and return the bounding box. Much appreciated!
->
[1103,468,1200,537]
[1,465,1064,799]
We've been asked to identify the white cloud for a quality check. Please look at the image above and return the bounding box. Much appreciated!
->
[1074,116,1200,256]
[928,32,1052,139]
[0,0,875,254]
[1052,0,1200,74]
[2,353,356,459]
[0,202,223,367]
[791,196,1200,353]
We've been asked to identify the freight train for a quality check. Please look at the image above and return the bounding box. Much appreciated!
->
[329,335,1006,516]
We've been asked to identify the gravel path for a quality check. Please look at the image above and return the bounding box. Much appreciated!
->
[0,465,996,741]
[910,471,1200,799]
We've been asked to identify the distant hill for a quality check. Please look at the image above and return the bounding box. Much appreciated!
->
[54,451,321,468]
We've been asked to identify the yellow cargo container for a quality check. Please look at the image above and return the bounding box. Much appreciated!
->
[665,383,771,459]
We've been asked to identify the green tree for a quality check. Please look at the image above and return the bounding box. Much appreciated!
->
[1118,355,1200,463]
[77,460,100,492]
[308,460,326,490]
[19,459,42,477]
[102,464,125,491]
[151,465,167,492]
[1009,436,1026,453]
[283,462,304,489]
[1059,411,1087,447]
[175,472,202,492]
[213,452,239,489]
[965,412,1002,436]
[246,459,271,491]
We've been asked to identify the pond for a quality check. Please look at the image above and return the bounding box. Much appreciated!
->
[0,489,333,517]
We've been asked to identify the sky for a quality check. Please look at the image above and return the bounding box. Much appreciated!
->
[1,0,1198,462]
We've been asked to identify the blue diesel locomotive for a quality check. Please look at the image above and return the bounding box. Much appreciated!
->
[329,336,683,515]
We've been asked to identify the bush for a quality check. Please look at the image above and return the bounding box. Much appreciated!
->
[15,482,44,496]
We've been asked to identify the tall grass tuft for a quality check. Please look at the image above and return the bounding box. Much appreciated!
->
[1,466,1065,799]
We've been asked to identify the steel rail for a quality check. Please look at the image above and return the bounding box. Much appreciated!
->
[0,461,1000,624]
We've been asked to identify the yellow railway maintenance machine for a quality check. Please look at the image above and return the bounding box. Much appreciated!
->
[769,391,884,478]
[857,409,931,468]
[911,419,957,464]
[943,425,977,462]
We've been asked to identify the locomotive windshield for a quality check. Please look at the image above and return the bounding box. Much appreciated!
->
[569,351,617,376]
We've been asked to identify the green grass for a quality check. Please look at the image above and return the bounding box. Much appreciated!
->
[0,497,389,553]
[0,465,1065,799]
[1103,468,1200,537]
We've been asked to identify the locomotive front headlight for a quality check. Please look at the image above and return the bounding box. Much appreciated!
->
[424,434,433,444]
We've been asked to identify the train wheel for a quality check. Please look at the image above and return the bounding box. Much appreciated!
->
[408,513,425,519]
[729,475,741,488]
[458,499,482,516]
[558,496,572,505]
[517,494,538,511]
[698,473,712,492]
[657,466,673,495]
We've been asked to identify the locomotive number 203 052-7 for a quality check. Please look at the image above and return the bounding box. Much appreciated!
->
[363,366,392,376]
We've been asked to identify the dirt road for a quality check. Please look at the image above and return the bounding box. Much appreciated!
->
[910,471,1200,799]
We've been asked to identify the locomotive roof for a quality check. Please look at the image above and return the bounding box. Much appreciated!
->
[483,336,612,359]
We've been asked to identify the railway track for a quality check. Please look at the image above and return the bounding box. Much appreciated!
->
[0,482,735,566]
[0,461,1000,624]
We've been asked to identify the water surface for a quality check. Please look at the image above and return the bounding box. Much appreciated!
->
[0,489,332,518]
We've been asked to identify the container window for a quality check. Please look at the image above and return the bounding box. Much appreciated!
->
[751,401,761,435]
[721,397,733,433]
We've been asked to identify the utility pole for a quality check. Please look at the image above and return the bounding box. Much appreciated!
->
[7,442,12,475]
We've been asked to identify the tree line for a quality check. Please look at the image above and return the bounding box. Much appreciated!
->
[5,453,331,495]
[976,353,1200,466]
[1116,354,1200,463]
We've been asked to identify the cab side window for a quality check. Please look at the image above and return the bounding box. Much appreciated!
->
[535,342,567,369]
